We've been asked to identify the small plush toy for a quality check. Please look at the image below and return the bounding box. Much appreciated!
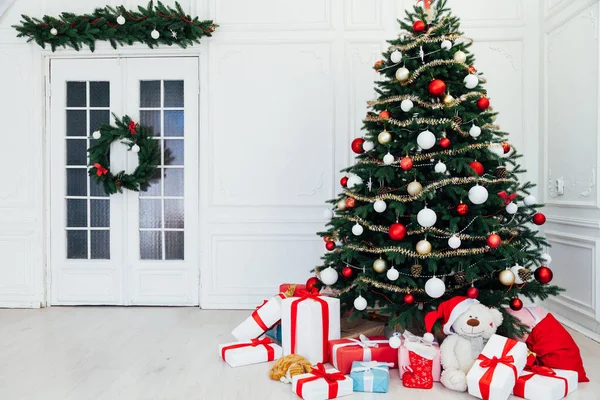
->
[269,354,313,383]
[423,296,503,392]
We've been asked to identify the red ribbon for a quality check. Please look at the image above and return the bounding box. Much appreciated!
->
[290,292,330,362]
[513,365,569,398]
[498,190,517,205]
[221,337,275,362]
[93,163,108,176]
[297,363,345,399]
[477,338,519,400]
[128,120,138,135]
[423,0,431,9]
[250,293,286,335]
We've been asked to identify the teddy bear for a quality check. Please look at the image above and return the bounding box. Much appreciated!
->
[269,354,313,383]
[423,296,504,392]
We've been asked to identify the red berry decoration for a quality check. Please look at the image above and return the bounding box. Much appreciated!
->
[306,277,319,293]
[532,213,546,226]
[400,156,413,171]
[477,97,490,110]
[404,293,415,304]
[389,223,407,241]
[510,297,524,311]
[345,197,356,209]
[374,60,384,70]
[440,137,451,148]
[466,286,479,299]
[469,65,477,74]
[351,138,365,154]
[535,266,553,284]
[340,176,348,187]
[379,110,390,120]
[502,142,511,154]
[487,233,502,248]
[428,79,447,97]
[468,161,485,176]
[412,20,426,33]
[457,202,469,215]
[325,241,336,251]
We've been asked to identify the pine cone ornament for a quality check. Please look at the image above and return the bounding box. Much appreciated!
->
[411,264,423,277]
[518,268,532,282]
[495,166,508,178]
[452,115,463,125]
[454,270,466,285]
[377,186,392,196]
[115,179,123,189]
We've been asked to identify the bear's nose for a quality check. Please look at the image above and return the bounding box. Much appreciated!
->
[467,318,480,327]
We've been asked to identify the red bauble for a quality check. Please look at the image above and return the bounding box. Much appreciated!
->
[413,20,426,32]
[400,156,413,171]
[466,286,479,299]
[535,266,553,284]
[325,241,336,251]
[502,142,511,154]
[342,266,353,278]
[510,297,524,311]
[379,110,390,120]
[389,223,407,241]
[404,293,415,304]
[532,213,546,225]
[374,60,384,70]
[351,138,365,154]
[428,79,447,97]
[468,161,485,176]
[306,277,319,292]
[477,97,490,110]
[340,176,348,187]
[469,65,477,74]
[323,236,331,242]
[487,233,502,248]
[457,203,469,215]
[440,137,451,148]
[345,197,356,209]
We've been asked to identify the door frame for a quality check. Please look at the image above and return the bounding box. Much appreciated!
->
[42,45,209,307]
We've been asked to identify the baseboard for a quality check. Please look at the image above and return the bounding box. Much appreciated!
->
[552,313,600,343]
[0,301,42,308]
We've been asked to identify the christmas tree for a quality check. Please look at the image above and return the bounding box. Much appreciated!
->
[318,0,562,338]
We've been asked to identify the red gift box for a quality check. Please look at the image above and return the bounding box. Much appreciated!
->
[328,334,398,375]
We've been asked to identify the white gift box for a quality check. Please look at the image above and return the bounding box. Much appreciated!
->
[512,368,578,400]
[219,338,282,367]
[466,334,528,400]
[292,365,353,400]
[281,295,340,365]
[231,293,286,341]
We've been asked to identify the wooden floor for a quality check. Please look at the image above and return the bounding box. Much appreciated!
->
[0,308,598,399]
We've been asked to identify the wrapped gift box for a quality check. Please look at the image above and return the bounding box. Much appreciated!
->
[292,364,353,400]
[265,322,282,343]
[281,294,340,365]
[328,334,397,374]
[399,330,441,381]
[279,283,309,297]
[506,306,548,341]
[466,334,528,400]
[340,318,385,339]
[350,361,392,393]
[513,366,578,400]
[219,338,282,367]
[231,292,286,341]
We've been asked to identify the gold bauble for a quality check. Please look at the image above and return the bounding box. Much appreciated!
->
[373,258,388,273]
[454,50,467,63]
[499,269,516,286]
[416,239,432,255]
[396,67,410,82]
[378,130,392,145]
[443,94,454,106]
[407,181,423,196]
[337,199,347,211]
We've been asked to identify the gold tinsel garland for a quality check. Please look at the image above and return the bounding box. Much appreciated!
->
[343,177,514,203]
[398,59,471,85]
[358,142,506,162]
[363,115,498,138]
[367,91,485,108]
[344,243,491,259]
[389,33,473,53]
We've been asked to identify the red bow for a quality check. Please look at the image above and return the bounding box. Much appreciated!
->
[296,363,346,398]
[93,163,108,176]
[220,337,275,361]
[498,191,517,205]
[513,365,569,398]
[477,339,519,400]
[128,120,138,135]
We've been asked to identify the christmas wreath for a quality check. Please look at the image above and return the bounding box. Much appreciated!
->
[88,114,160,195]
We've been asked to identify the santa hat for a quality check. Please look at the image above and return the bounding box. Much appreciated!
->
[422,296,479,343]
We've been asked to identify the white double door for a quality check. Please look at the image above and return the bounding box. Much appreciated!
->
[49,57,199,305]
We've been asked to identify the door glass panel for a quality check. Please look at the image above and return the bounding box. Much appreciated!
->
[140,231,162,260]
[66,110,87,136]
[67,230,87,259]
[66,82,86,107]
[67,199,87,227]
[140,168,162,196]
[66,139,88,165]
[164,168,184,196]
[164,139,184,165]
[90,110,110,133]
[140,110,161,136]
[90,230,110,259]
[140,80,161,107]
[140,199,162,228]
[164,110,184,136]
[67,169,87,196]
[89,81,110,107]
[164,80,184,107]
[90,200,110,227]
[165,231,184,260]
[164,199,184,229]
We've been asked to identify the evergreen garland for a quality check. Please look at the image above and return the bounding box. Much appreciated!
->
[13,1,216,52]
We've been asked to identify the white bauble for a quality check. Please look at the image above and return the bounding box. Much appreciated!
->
[453,50,467,63]
[417,207,437,227]
[347,174,363,189]
[337,199,347,211]
[354,295,368,311]
[383,152,395,165]
[116,15,126,25]
[390,50,403,63]
[469,125,482,138]
[92,130,101,140]
[151,29,160,39]
[324,209,334,219]
[362,141,375,152]
[464,74,479,89]
[396,67,410,82]
[386,266,400,281]
[417,130,436,150]
[50,27,58,36]
[434,161,447,173]
[448,235,461,249]
[352,223,364,236]
[523,195,537,206]
[506,202,518,214]
[407,181,423,196]
[320,267,339,286]
[131,144,140,153]
[541,253,552,265]
[388,334,402,349]
[468,185,489,205]
[425,277,446,299]
[441,40,452,50]
[401,99,414,112]
[373,200,387,213]
[490,144,505,157]
[510,265,525,285]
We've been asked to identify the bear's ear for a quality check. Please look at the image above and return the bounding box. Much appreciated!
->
[490,307,504,327]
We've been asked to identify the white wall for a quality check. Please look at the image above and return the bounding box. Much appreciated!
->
[0,0,541,309]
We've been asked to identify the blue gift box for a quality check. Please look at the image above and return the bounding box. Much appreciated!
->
[350,361,392,393]
[265,323,282,343]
